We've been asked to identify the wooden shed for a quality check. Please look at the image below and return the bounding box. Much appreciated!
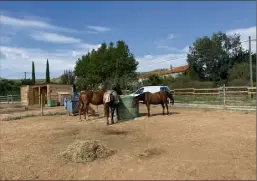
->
[20,84,73,106]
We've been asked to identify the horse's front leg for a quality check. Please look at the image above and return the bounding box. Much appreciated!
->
[146,103,150,117]
[111,107,115,124]
[84,103,89,121]
[165,103,169,115]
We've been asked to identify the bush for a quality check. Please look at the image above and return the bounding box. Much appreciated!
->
[228,79,249,86]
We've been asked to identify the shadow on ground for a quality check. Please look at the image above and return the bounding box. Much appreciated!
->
[139,112,180,117]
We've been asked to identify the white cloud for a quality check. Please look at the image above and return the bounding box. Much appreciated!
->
[157,45,189,53]
[0,44,100,79]
[0,14,78,33]
[86,25,111,33]
[167,34,175,40]
[30,32,82,44]
[76,43,101,50]
[143,55,154,59]
[0,14,102,79]
[227,26,256,53]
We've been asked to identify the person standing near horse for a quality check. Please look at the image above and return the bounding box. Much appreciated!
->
[134,90,174,117]
[103,85,122,125]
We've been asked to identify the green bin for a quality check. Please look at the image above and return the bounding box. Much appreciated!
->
[48,100,57,107]
[118,96,139,120]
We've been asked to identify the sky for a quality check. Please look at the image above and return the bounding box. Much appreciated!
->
[0,1,256,79]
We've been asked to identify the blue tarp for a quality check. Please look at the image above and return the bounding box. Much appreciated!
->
[64,92,80,115]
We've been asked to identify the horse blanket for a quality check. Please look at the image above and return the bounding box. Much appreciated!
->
[103,90,119,104]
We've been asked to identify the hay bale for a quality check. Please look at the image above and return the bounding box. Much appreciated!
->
[61,140,115,163]
[96,144,115,159]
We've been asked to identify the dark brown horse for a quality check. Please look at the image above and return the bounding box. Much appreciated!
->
[134,91,174,117]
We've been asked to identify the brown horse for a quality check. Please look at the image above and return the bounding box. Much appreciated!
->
[78,90,105,121]
[134,91,174,117]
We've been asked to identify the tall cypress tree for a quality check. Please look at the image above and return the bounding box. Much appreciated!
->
[46,59,50,83]
[32,61,36,85]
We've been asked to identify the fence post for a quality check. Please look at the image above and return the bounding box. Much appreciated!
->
[40,94,44,116]
[193,88,196,101]
[248,87,252,99]
[223,84,226,109]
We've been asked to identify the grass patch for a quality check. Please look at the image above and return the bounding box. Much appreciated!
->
[174,95,256,106]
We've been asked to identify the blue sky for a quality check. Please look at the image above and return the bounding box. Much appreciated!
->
[0,1,256,79]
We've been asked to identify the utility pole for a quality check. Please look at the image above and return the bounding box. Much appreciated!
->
[249,36,253,88]
[115,58,119,86]
[24,72,28,79]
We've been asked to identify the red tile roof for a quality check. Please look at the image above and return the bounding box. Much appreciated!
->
[138,65,189,79]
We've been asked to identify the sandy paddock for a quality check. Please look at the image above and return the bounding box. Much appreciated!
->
[0,105,256,180]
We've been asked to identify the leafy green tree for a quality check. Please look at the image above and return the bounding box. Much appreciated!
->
[21,79,34,85]
[32,61,36,85]
[45,59,50,83]
[147,74,162,86]
[187,31,243,81]
[74,41,138,90]
[60,69,75,85]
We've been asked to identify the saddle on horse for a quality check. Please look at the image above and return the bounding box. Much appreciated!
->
[103,90,119,104]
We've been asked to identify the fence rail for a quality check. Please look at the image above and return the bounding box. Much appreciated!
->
[172,86,256,95]
[1,85,256,111]
[0,95,21,103]
[171,85,256,110]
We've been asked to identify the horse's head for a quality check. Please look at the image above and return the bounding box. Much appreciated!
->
[134,92,151,104]
[167,91,174,105]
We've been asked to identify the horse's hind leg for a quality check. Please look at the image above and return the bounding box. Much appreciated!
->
[111,107,115,124]
[105,104,110,125]
[79,103,83,121]
[161,103,165,115]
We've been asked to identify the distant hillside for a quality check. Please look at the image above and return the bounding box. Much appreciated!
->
[1,77,62,84]
[138,68,169,76]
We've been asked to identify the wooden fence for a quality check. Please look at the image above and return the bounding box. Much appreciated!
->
[0,95,21,103]
[171,86,256,97]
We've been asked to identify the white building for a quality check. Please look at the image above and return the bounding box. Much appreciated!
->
[138,65,189,82]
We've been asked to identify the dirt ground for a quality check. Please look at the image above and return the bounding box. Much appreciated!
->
[0,103,63,114]
[0,105,256,180]
[0,103,67,121]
